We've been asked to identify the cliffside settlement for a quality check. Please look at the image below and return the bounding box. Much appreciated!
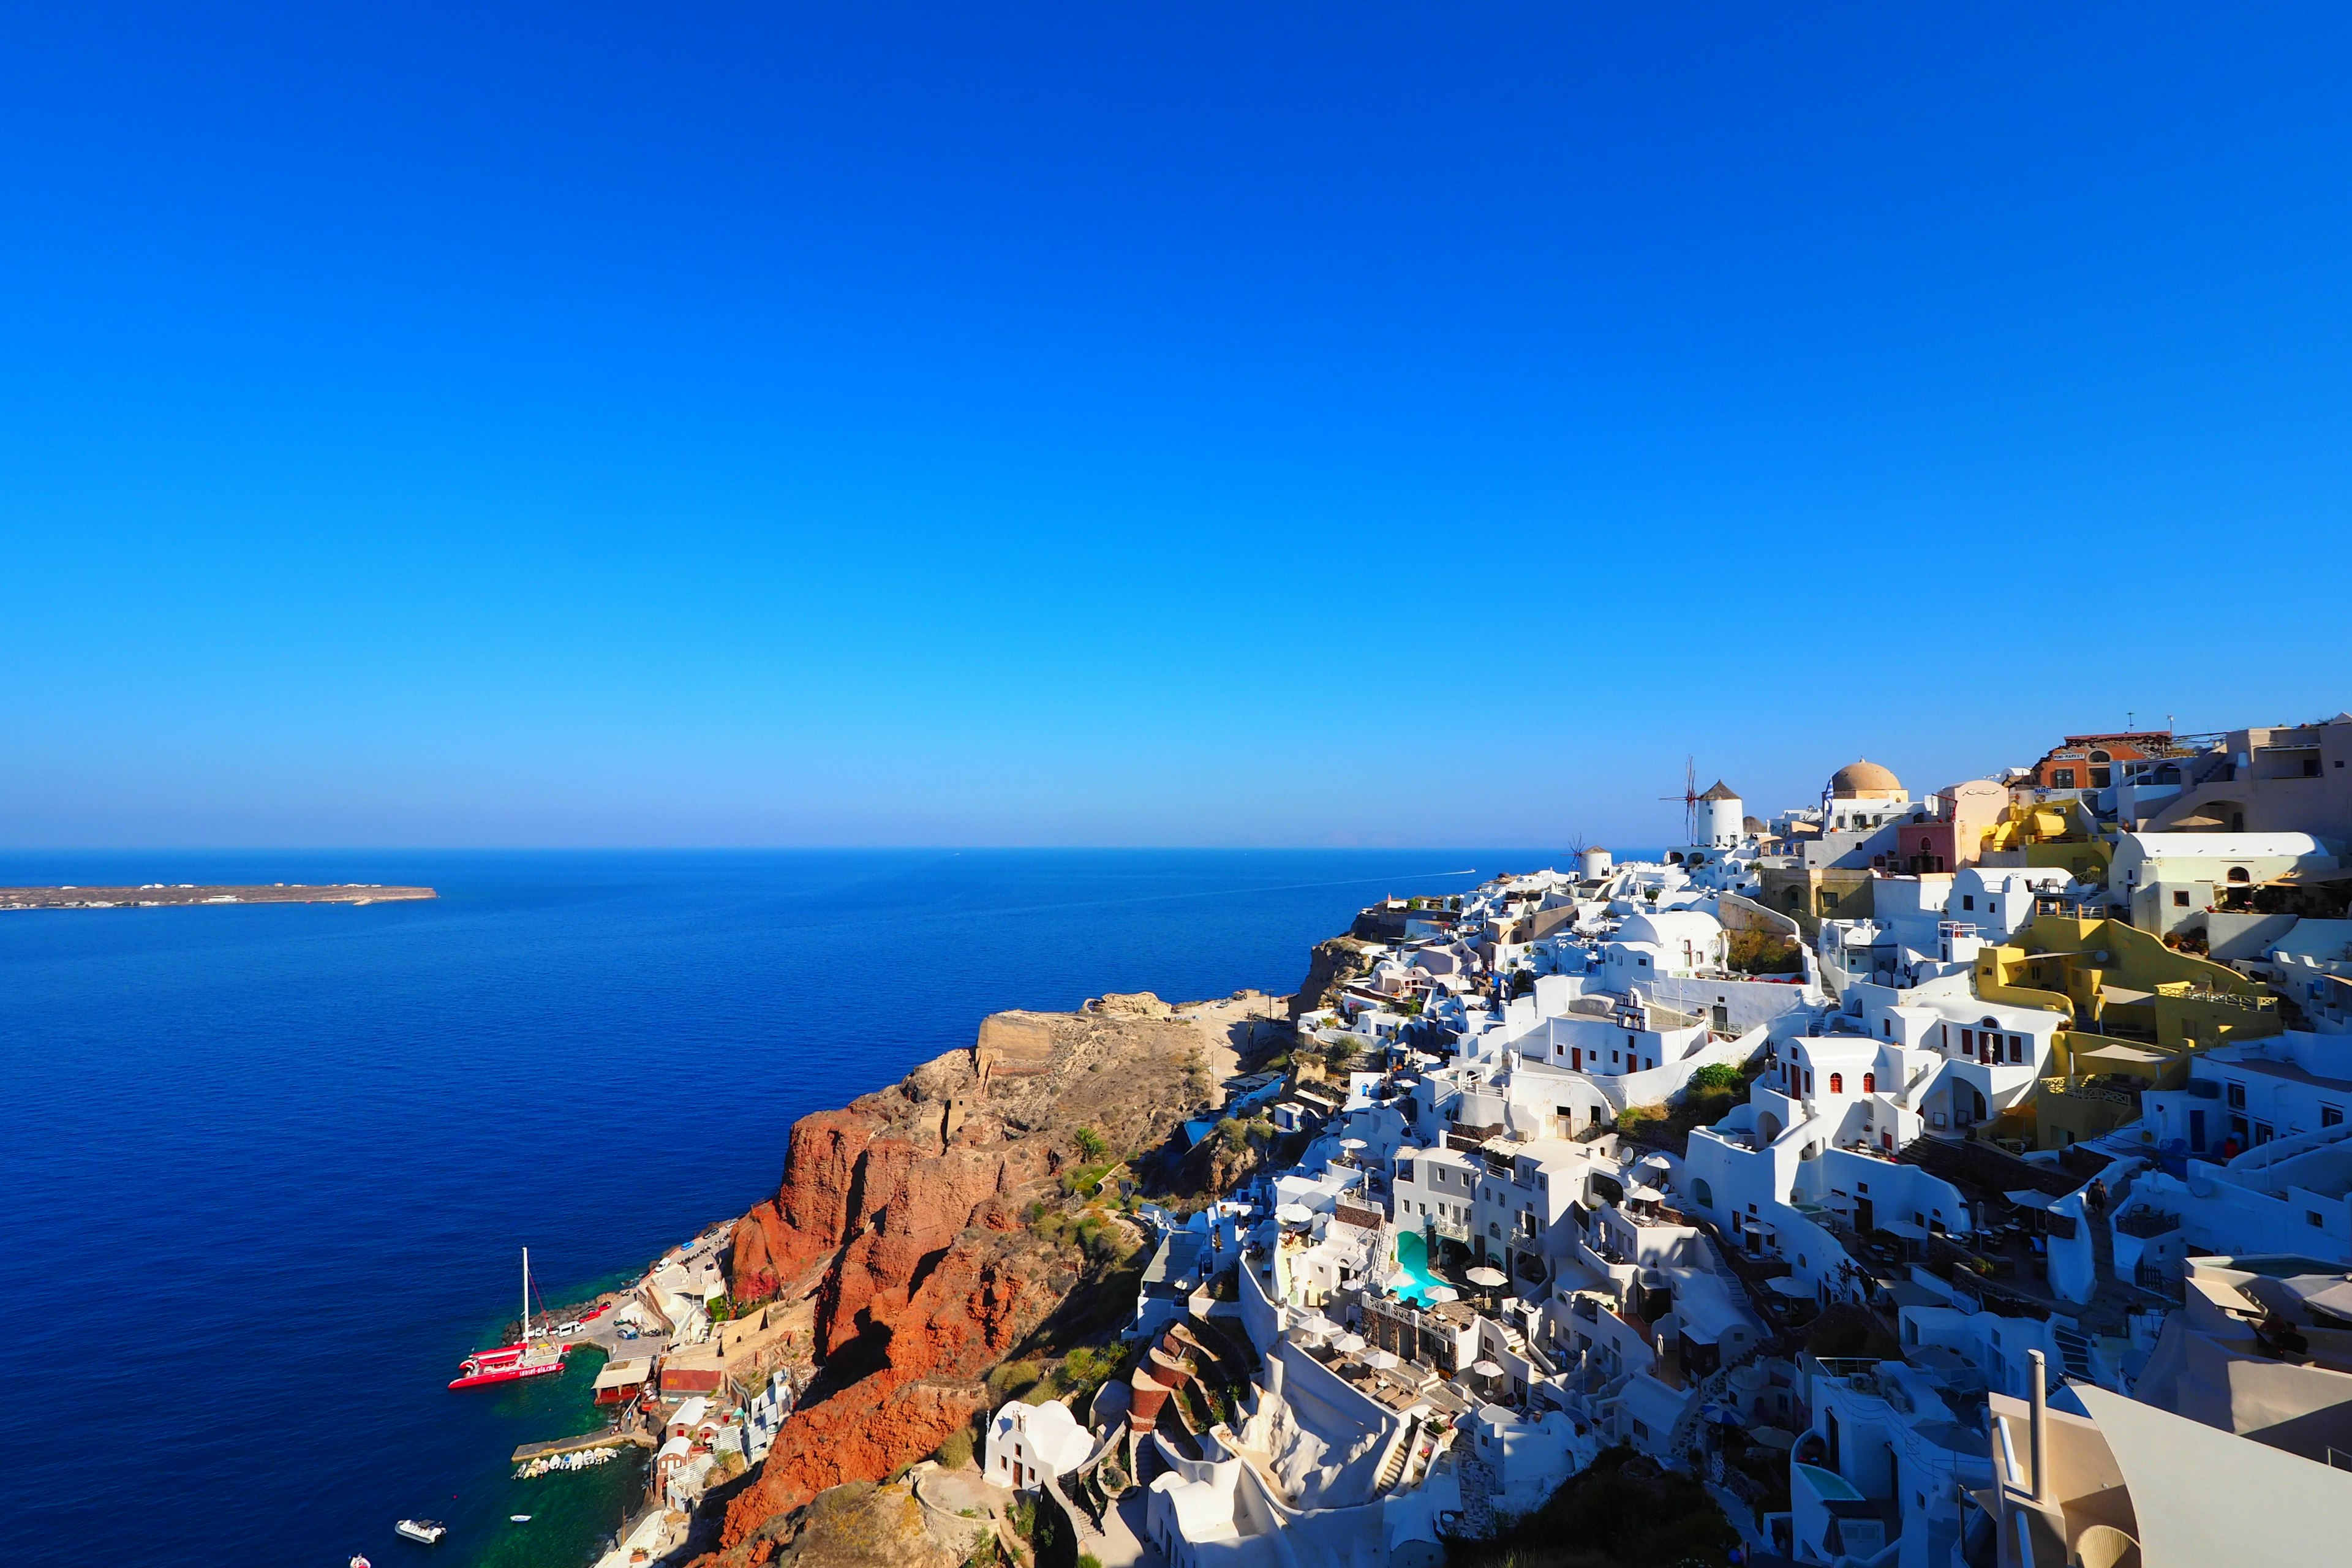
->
[593,713,2352,1568]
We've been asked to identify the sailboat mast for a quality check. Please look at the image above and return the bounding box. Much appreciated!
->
[522,1246,532,1337]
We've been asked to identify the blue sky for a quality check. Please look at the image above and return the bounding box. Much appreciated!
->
[4,4,2350,848]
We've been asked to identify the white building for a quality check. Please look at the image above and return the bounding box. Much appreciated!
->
[2113,831,2342,937]
[986,1397,1095,1493]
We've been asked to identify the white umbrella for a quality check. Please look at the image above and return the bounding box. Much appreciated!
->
[1276,1203,1313,1224]
[1626,1183,1663,1203]
[1340,1137,1369,1150]
[1332,1332,1367,1354]
[1466,1266,1508,1288]
[1469,1360,1504,1379]
[1423,1285,1459,1305]
[1363,1348,1400,1370]
[1638,1152,1674,1172]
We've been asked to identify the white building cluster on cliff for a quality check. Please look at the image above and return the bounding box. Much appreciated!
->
[1091,715,2352,1566]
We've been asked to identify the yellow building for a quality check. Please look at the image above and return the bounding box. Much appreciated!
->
[1973,913,2279,1148]
[1981,797,2114,887]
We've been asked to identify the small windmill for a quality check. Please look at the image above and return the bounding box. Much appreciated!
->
[1660,756,1699,846]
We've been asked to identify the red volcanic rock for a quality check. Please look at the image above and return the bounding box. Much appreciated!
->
[728,1109,885,1300]
[709,1005,1208,1558]
[722,1246,1030,1542]
[816,1139,1042,1357]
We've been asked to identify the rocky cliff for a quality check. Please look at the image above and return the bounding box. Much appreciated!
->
[706,997,1223,1562]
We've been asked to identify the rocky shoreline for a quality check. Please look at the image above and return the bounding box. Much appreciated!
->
[677,989,1292,1566]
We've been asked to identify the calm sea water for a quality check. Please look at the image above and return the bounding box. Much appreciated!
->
[0,849,1554,1568]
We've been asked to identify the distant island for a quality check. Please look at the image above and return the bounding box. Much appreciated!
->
[0,883,436,911]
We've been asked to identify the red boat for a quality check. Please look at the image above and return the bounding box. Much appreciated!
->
[450,1247,572,1390]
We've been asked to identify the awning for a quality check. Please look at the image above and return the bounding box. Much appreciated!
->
[1880,1218,1932,1240]
[2003,1189,2061,1212]
[2269,865,2352,886]
[2078,1043,2171,1066]
[593,1357,652,1391]
[1767,1276,1815,1297]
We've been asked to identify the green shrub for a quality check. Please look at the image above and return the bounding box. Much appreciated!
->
[936,1428,974,1469]
[1686,1062,1745,1093]
[1215,1116,1247,1152]
[1073,1127,1107,1161]
[988,1360,1044,1402]
[1726,928,1803,974]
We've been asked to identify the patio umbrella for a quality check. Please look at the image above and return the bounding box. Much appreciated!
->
[1340,1137,1369,1150]
[1423,1285,1459,1305]
[1466,1266,1508,1289]
[1469,1360,1504,1379]
[1276,1203,1313,1224]
[1363,1348,1401,1370]
[1638,1152,1674,1172]
[1331,1332,1367,1354]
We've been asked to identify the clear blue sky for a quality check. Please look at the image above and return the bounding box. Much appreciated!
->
[5,4,2350,848]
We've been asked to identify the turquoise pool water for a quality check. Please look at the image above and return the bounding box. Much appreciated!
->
[1392,1229,1443,1306]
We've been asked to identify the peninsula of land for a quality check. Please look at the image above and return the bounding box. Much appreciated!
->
[0,883,436,910]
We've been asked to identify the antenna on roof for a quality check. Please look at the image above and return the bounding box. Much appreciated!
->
[1660,756,1699,846]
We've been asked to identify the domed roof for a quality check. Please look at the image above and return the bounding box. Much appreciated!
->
[1829,758,1904,798]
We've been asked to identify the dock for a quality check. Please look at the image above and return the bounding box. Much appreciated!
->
[0,883,436,911]
[511,1428,657,1464]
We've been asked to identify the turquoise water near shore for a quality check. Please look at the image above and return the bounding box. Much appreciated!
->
[1,849,1569,1567]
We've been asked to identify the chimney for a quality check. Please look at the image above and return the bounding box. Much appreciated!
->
[2027,1349,2051,1505]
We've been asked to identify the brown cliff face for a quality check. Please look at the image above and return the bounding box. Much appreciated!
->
[709,998,1215,1558]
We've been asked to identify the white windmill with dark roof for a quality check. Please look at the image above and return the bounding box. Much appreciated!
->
[1696,778,1745,850]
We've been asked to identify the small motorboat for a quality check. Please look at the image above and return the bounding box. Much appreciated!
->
[350,1557,373,1568]
[510,1514,532,1523]
[393,1519,448,1544]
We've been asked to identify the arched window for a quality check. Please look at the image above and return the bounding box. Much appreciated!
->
[2089,749,2111,763]
[1828,1073,1843,1093]
[1692,1178,1714,1209]
[1862,1072,1875,1093]
[2227,866,2250,883]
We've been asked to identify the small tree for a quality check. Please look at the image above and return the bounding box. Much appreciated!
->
[1073,1127,1108,1162]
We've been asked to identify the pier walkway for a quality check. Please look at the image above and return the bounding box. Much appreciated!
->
[511,1428,657,1464]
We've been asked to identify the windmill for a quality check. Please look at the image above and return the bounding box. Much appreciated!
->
[1660,756,1699,846]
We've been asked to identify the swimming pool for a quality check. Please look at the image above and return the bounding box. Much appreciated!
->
[1392,1229,1444,1306]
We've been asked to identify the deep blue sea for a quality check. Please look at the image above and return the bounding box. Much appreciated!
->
[0,849,1556,1568]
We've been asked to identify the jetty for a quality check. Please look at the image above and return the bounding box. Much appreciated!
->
[0,883,435,911]
[511,1428,656,1465]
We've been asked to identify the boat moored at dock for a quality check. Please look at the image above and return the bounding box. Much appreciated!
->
[449,1246,570,1390]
